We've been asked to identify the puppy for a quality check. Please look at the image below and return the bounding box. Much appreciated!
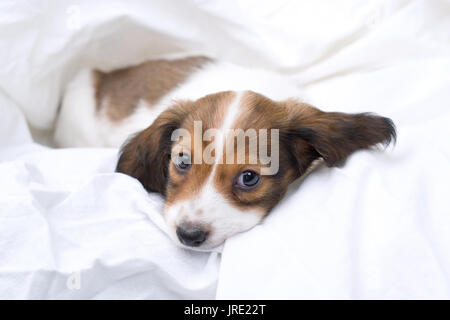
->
[55,56,396,250]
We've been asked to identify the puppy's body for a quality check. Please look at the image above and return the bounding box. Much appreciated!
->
[55,56,302,148]
[55,56,396,250]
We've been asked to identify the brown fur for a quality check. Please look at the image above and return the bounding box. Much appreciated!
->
[94,56,212,121]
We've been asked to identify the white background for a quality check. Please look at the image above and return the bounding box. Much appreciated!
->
[1,0,450,299]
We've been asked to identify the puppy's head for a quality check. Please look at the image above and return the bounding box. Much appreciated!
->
[117,91,396,250]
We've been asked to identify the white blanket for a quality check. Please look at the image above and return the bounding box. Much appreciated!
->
[1,0,450,299]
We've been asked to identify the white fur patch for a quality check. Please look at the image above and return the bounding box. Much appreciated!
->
[54,69,101,147]
[97,99,163,147]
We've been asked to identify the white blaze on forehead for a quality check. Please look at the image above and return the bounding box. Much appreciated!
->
[209,91,244,177]
[201,90,243,209]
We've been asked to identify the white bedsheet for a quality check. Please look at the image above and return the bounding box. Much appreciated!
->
[0,92,220,299]
[1,0,450,299]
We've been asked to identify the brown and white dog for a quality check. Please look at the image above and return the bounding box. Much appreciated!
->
[55,55,396,250]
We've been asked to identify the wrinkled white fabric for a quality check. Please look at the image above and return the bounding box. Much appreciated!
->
[1,0,450,299]
[0,93,220,299]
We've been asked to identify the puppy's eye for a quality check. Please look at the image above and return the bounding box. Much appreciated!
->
[235,171,260,189]
[174,152,191,172]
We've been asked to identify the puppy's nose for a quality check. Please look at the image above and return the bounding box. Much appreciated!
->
[176,225,207,247]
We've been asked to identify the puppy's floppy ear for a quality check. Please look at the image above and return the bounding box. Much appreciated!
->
[116,102,190,196]
[284,101,396,168]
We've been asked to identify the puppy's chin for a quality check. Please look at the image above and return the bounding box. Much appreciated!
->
[178,241,225,253]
